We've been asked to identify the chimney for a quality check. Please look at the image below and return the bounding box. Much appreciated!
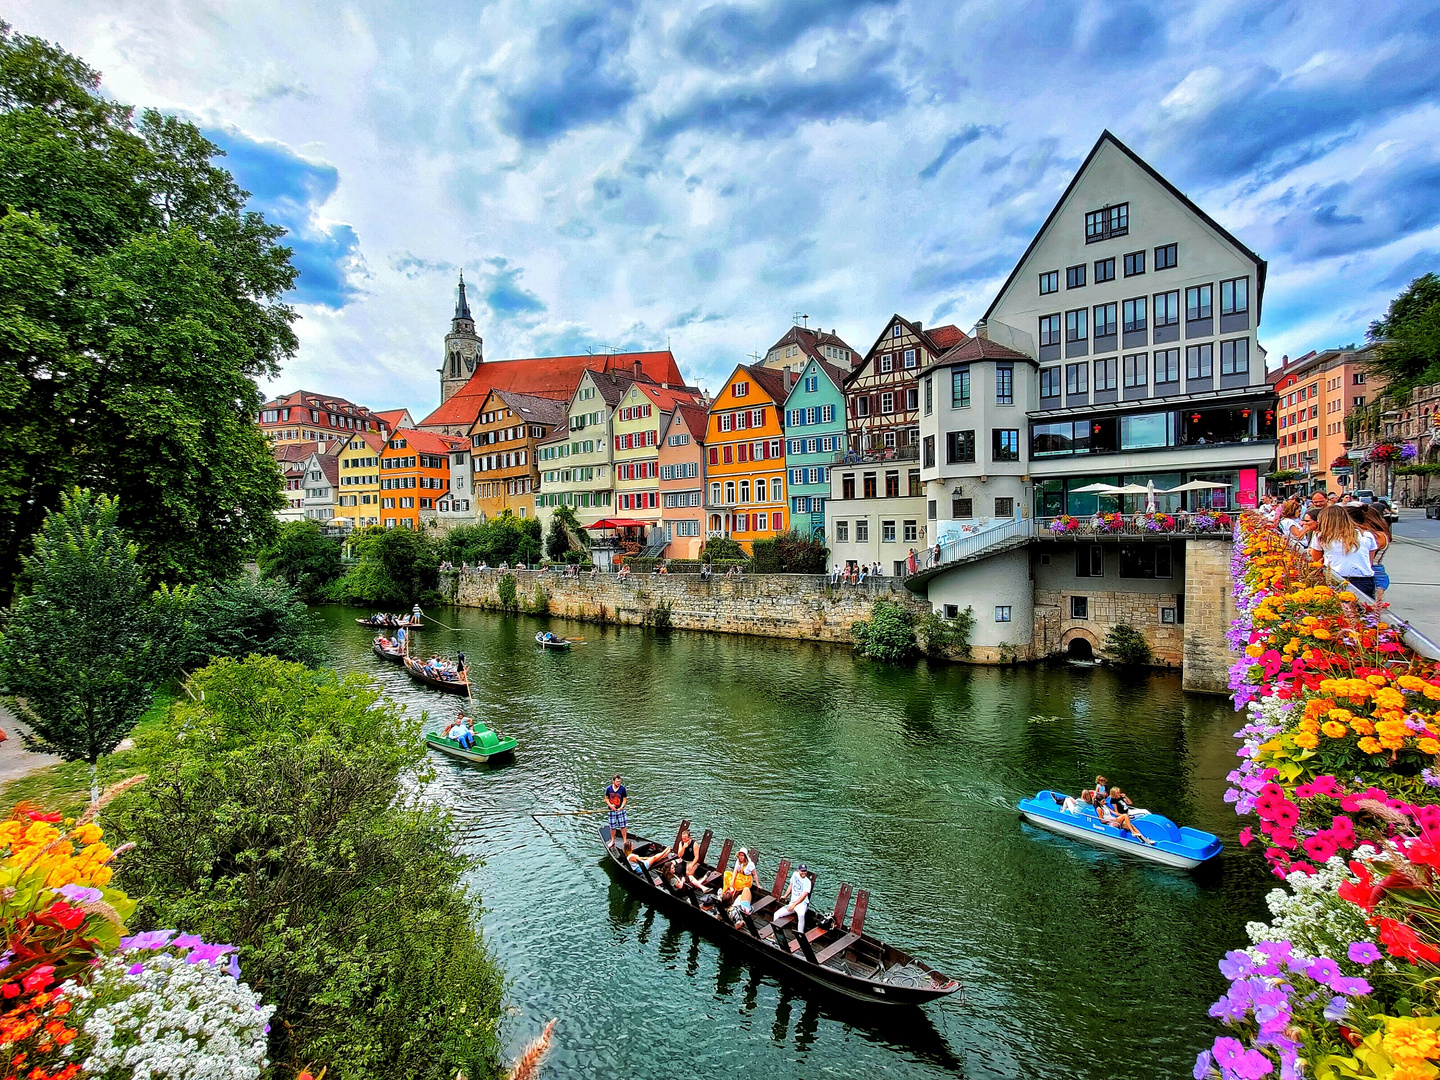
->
[915,321,923,332]
[633,359,642,377]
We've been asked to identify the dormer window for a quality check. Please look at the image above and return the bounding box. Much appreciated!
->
[892,325,902,338]
[1085,203,1128,243]
[732,382,749,398]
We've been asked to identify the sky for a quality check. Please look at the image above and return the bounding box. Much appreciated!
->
[14,0,1440,416]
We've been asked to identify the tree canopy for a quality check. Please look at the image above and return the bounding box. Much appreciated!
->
[439,512,543,568]
[258,520,344,601]
[0,23,296,600]
[1368,272,1440,396]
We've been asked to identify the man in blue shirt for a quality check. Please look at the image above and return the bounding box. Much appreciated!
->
[605,775,628,847]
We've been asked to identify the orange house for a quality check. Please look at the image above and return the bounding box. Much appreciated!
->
[705,364,793,551]
[380,428,467,530]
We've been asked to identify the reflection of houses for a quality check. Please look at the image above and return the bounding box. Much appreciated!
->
[904,130,1279,690]
[705,365,793,550]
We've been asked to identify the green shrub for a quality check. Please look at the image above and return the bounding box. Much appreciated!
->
[918,605,975,659]
[530,582,550,614]
[185,575,327,667]
[108,657,506,1080]
[851,600,918,663]
[752,529,829,573]
[496,573,517,610]
[257,520,343,601]
[440,512,543,568]
[699,536,747,562]
[1104,623,1154,666]
[651,597,673,631]
[340,526,440,607]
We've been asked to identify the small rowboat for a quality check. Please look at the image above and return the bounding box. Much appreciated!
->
[1017,789,1222,870]
[600,822,960,1006]
[402,656,469,694]
[356,616,423,630]
[425,730,516,764]
[535,632,574,650]
[372,638,405,663]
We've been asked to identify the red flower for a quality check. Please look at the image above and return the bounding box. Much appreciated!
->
[20,966,54,994]
[23,812,62,823]
[1338,861,1385,912]
[1373,917,1440,965]
[43,903,84,932]
[1,983,19,999]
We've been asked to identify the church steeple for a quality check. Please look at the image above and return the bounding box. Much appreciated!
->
[440,270,482,405]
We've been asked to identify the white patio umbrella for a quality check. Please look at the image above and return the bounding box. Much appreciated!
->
[1109,484,1154,495]
[1145,480,1157,514]
[1164,480,1232,492]
[1070,483,1124,494]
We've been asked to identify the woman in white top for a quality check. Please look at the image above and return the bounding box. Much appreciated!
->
[1277,497,1305,545]
[1309,505,1377,598]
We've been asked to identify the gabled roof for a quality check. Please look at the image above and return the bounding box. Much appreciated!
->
[262,389,383,424]
[493,390,567,429]
[980,129,1268,325]
[921,334,1034,374]
[672,403,710,444]
[783,357,849,405]
[632,381,705,413]
[340,431,386,454]
[744,364,792,405]
[419,350,686,429]
[374,409,413,430]
[393,428,468,455]
[764,324,860,367]
[273,441,318,464]
[846,315,969,387]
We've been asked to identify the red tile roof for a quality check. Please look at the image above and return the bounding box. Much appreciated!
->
[926,324,967,350]
[929,335,1032,367]
[635,382,706,412]
[419,351,686,429]
[745,365,793,404]
[394,428,468,455]
[373,409,413,430]
[673,403,710,443]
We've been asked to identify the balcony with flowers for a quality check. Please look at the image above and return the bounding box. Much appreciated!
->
[1194,511,1440,1080]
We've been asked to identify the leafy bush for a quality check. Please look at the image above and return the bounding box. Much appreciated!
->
[108,657,506,1080]
[851,600,918,663]
[257,520,342,600]
[185,574,327,667]
[341,526,439,607]
[651,597,673,631]
[439,512,542,569]
[1104,622,1153,666]
[751,529,829,574]
[919,606,975,658]
[699,536,747,562]
[496,573,517,610]
[545,504,584,560]
[530,582,550,614]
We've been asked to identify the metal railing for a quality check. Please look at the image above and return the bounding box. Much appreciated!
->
[1035,514,1236,538]
[920,517,1037,573]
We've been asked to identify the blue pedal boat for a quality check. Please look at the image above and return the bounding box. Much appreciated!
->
[1018,790,1222,870]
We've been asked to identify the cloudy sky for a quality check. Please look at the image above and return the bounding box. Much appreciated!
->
[15,1,1440,415]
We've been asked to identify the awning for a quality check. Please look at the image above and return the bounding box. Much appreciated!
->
[584,518,651,529]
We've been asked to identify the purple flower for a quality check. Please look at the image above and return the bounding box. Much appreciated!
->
[127,962,144,976]
[1210,989,1251,1022]
[1234,1048,1275,1079]
[1194,1050,1214,1079]
[172,933,205,950]
[185,942,236,966]
[1347,941,1380,965]
[228,953,242,980]
[1213,1037,1246,1070]
[1330,976,1371,997]
[55,884,102,904]
[1219,951,1255,980]
[1323,995,1349,1022]
[1304,957,1340,984]
[120,929,177,951]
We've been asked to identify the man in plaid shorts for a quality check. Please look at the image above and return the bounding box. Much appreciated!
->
[605,774,628,847]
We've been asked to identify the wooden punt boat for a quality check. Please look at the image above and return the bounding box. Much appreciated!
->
[599,822,960,1006]
[402,656,469,694]
[372,638,406,663]
[355,616,422,629]
[424,730,516,763]
[1017,789,1222,870]
[535,632,575,650]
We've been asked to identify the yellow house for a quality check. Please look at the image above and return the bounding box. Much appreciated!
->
[334,432,384,529]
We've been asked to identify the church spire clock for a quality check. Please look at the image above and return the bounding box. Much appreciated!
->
[440,270,482,404]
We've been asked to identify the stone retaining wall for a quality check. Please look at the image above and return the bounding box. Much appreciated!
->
[447,569,934,644]
[1182,538,1238,695]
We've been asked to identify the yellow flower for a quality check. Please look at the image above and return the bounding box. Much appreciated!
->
[1294,732,1320,749]
[1339,591,1356,602]
[1383,1019,1440,1063]
[1245,644,1263,658]
[1419,738,1440,756]
[1359,736,1384,754]
[1313,627,1332,640]
[1425,684,1440,701]
[1328,709,1355,722]
[1321,721,1349,739]
[72,823,103,846]
[1398,675,1428,692]
[1299,718,1321,735]
[1388,1064,1435,1080]
[1352,718,1376,735]
[1368,674,1391,686]
[1375,687,1407,711]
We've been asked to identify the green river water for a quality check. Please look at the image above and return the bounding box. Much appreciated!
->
[315,604,1270,1080]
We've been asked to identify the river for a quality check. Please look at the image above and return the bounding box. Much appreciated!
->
[315,604,1270,1080]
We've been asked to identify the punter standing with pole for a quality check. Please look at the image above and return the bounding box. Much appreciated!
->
[605,774,628,847]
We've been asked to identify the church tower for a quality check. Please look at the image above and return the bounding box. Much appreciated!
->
[440,271,482,404]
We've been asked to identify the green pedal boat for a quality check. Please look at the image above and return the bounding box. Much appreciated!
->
[425,727,518,764]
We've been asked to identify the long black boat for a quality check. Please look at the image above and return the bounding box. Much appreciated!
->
[402,656,469,694]
[599,823,960,1006]
[355,615,422,629]
[372,638,405,663]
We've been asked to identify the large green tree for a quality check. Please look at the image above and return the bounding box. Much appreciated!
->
[258,519,343,600]
[1368,271,1440,396]
[0,24,297,599]
[0,489,183,792]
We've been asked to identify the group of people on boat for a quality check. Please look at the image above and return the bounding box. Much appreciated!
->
[1050,774,1155,845]
[417,652,466,681]
[443,714,478,748]
[604,776,816,930]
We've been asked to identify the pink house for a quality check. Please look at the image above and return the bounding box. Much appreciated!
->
[659,404,708,559]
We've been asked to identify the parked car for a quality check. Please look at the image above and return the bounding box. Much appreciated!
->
[1426,497,1440,520]
[1352,489,1376,503]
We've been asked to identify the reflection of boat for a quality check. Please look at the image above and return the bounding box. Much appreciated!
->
[1017,790,1221,870]
[424,730,516,764]
[372,637,405,663]
[356,616,422,629]
[599,823,961,1006]
[402,656,469,694]
[535,632,574,650]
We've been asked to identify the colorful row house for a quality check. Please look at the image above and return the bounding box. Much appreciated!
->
[613,381,707,538]
[334,432,385,528]
[705,365,793,549]
[468,389,565,521]
[781,358,848,539]
[378,429,468,530]
[658,405,708,558]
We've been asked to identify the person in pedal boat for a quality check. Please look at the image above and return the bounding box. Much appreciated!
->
[1097,791,1155,845]
[445,716,475,749]
[774,864,813,933]
[721,849,756,916]
[1106,787,1149,818]
[605,775,628,846]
